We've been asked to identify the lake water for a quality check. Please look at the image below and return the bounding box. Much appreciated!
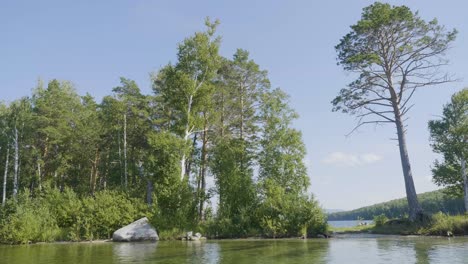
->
[328,220,373,228]
[1,236,468,264]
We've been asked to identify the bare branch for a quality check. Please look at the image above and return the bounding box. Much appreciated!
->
[399,87,416,109]
[363,106,395,122]
[401,104,415,116]
[346,120,394,137]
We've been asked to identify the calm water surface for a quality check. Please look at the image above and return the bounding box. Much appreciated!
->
[1,236,468,264]
[328,220,373,228]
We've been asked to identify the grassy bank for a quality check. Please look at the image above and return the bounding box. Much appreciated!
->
[330,213,468,236]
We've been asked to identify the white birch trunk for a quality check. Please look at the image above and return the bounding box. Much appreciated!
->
[180,129,190,180]
[180,95,193,180]
[2,147,10,206]
[13,126,19,199]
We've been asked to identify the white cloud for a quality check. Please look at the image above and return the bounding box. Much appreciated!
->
[321,152,382,167]
[361,153,383,164]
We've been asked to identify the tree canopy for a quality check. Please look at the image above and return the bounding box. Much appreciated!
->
[0,19,326,243]
[429,89,468,210]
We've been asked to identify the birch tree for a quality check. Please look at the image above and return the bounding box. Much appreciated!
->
[0,103,9,205]
[153,18,221,181]
[2,147,9,206]
[8,98,33,198]
[333,2,457,220]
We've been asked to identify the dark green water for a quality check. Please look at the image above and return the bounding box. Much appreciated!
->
[1,236,468,263]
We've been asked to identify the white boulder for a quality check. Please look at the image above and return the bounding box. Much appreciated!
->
[112,217,159,242]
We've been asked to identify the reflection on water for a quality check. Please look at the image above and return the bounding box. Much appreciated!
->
[1,236,468,264]
[113,242,157,262]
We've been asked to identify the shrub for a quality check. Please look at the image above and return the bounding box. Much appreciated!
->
[373,214,388,227]
[426,212,468,236]
[256,183,327,238]
[0,188,152,243]
[0,191,60,244]
[77,190,151,240]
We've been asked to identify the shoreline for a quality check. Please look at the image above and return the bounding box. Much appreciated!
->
[3,233,466,246]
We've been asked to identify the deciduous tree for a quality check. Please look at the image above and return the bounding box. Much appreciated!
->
[429,89,468,211]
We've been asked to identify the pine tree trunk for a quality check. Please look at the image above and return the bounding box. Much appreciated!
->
[393,104,422,221]
[239,83,245,172]
[198,120,208,221]
[146,180,153,206]
[123,113,128,188]
[118,132,123,186]
[461,158,468,213]
[89,149,99,195]
[186,134,198,183]
[220,91,225,137]
[103,150,110,190]
[2,147,10,206]
[37,158,42,191]
[13,127,19,199]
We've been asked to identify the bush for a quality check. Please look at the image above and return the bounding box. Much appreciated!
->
[426,212,468,236]
[73,190,151,240]
[373,214,388,227]
[150,178,197,232]
[0,188,152,243]
[255,182,326,238]
[0,190,60,244]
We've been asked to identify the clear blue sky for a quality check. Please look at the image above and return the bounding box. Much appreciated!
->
[1,0,467,210]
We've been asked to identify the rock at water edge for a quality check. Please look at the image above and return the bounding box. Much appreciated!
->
[112,217,159,242]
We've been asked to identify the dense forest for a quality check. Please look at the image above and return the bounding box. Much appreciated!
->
[327,189,465,221]
[0,19,326,244]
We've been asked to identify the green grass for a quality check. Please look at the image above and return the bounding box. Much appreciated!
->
[421,213,468,236]
[329,213,468,236]
[329,224,374,233]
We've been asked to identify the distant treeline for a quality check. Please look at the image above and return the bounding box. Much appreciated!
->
[328,189,465,221]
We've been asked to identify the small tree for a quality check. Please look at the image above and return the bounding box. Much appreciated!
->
[429,89,468,211]
[333,2,457,220]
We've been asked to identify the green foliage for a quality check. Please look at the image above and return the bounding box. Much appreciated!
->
[429,89,468,198]
[80,190,150,240]
[255,89,326,238]
[151,178,196,231]
[211,139,257,230]
[328,189,465,220]
[425,213,468,236]
[146,132,197,230]
[0,188,150,244]
[0,18,328,242]
[256,179,326,238]
[157,228,185,241]
[0,190,60,244]
[373,214,388,227]
[368,213,468,236]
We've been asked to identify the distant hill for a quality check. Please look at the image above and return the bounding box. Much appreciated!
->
[327,189,465,221]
